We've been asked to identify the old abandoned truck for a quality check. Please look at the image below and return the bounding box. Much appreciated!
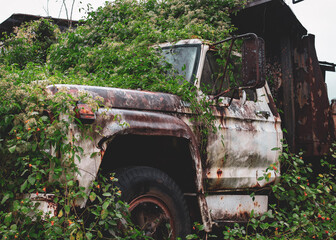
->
[45,34,282,238]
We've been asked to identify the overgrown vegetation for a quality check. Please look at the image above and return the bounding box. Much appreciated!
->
[0,19,58,69]
[0,0,335,239]
[0,79,149,239]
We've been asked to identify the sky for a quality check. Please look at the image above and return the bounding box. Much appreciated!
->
[0,0,335,100]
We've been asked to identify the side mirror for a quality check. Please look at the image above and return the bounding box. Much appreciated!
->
[242,36,266,89]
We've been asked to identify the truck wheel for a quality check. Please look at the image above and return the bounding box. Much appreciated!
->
[115,166,191,239]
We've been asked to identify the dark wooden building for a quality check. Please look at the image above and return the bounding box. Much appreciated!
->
[233,0,335,157]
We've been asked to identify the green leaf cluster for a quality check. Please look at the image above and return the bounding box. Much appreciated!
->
[0,19,59,69]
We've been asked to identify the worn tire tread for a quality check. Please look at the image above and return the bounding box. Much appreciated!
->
[115,166,191,238]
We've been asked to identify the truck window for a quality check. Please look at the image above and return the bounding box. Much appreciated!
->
[200,50,256,101]
[161,45,200,84]
[200,50,225,95]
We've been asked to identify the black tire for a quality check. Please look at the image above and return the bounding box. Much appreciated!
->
[115,166,191,239]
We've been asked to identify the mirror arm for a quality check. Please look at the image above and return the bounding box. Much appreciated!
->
[212,87,232,100]
[211,33,258,46]
[211,88,242,107]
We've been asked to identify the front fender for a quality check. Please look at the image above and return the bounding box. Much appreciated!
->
[98,108,196,141]
[71,108,204,206]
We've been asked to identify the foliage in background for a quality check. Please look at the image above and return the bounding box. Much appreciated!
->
[0,19,59,69]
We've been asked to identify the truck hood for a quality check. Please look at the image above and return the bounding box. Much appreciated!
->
[47,84,184,113]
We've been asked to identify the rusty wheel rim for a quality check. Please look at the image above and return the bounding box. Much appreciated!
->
[129,195,176,239]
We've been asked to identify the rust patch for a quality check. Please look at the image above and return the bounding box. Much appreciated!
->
[100,149,105,161]
[214,210,251,222]
[217,169,223,178]
[293,35,331,157]
[47,84,183,113]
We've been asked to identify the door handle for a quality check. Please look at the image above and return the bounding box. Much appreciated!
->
[255,110,270,119]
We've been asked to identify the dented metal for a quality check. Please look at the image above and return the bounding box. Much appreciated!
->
[47,84,183,113]
[293,35,331,156]
[205,85,281,191]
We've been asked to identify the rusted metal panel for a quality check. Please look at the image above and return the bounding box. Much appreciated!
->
[293,34,331,156]
[232,1,332,158]
[47,84,214,230]
[280,36,296,153]
[47,84,184,113]
[206,195,268,222]
[64,105,213,230]
[242,36,265,88]
[94,109,196,141]
[204,86,282,191]
[59,106,205,201]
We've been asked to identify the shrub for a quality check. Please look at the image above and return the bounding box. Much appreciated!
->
[0,19,59,69]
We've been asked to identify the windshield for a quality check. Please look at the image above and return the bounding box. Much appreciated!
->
[161,45,200,84]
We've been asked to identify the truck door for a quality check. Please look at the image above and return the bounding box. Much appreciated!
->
[199,47,282,191]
